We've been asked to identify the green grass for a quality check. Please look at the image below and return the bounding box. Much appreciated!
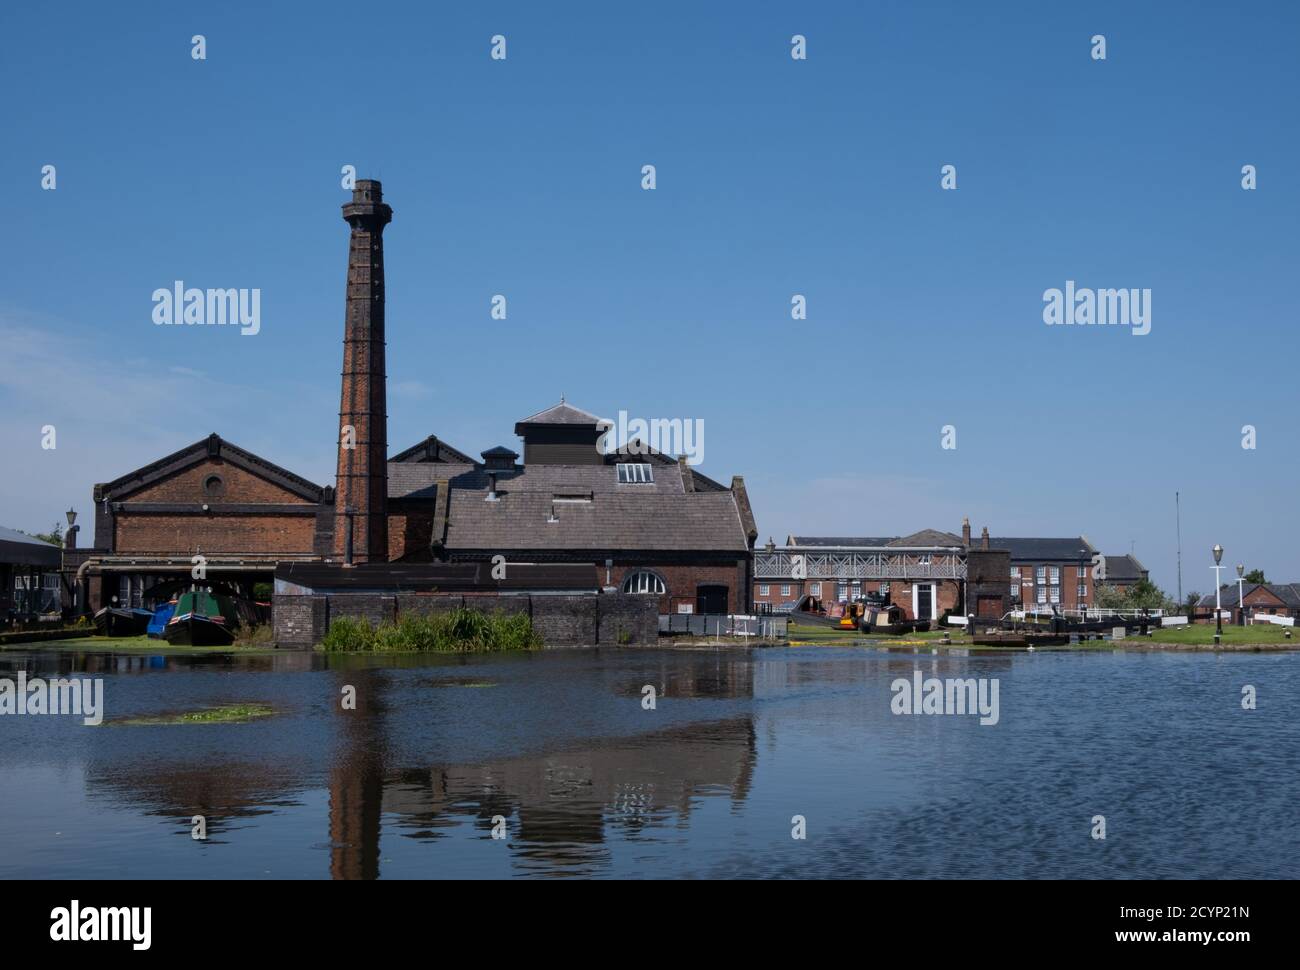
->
[320,609,544,653]
[112,704,275,726]
[2,635,273,654]
[787,622,955,644]
[1147,623,1294,645]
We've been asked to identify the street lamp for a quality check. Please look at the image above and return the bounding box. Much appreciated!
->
[1236,563,1246,627]
[1211,544,1224,642]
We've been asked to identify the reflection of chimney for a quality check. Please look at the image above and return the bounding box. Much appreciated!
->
[961,517,970,547]
[334,179,392,564]
[981,526,990,550]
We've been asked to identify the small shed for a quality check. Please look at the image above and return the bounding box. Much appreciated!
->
[0,525,62,621]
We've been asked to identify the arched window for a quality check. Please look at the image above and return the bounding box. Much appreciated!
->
[622,570,666,595]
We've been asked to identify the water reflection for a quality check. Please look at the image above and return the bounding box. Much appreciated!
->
[2,645,1296,878]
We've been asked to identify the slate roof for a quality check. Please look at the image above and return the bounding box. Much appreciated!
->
[1101,554,1147,582]
[987,537,1096,561]
[388,403,754,554]
[787,536,898,548]
[1199,583,1300,608]
[0,525,62,567]
[514,400,605,428]
[444,488,749,552]
[889,530,965,548]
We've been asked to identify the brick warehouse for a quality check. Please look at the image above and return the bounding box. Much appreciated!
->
[62,180,758,639]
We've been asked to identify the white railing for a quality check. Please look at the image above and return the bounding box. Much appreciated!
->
[754,551,966,580]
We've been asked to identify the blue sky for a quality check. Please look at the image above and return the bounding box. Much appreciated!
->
[1,0,1296,595]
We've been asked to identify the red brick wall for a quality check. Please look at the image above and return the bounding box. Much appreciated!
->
[114,514,316,556]
[125,459,313,505]
[111,458,319,556]
[387,510,434,561]
[609,561,748,614]
[1013,562,1093,609]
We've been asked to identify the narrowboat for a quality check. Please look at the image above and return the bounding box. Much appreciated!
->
[164,589,238,646]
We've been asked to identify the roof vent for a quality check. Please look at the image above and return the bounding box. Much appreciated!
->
[481,445,519,471]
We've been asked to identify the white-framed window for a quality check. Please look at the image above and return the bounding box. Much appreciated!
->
[622,570,666,595]
[1036,586,1047,604]
[917,554,931,566]
[1077,584,1087,599]
[1010,566,1021,579]
[1035,565,1047,582]
[1077,564,1089,578]
[616,463,654,484]
[1010,583,1019,598]
[758,584,770,597]
[810,582,821,596]
[880,582,890,595]
[780,585,791,597]
[837,583,848,600]
[1048,566,1060,583]
[1049,586,1061,604]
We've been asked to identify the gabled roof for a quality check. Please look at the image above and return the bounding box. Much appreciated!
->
[514,400,604,430]
[1101,554,1147,582]
[889,530,964,548]
[94,433,328,503]
[389,434,477,465]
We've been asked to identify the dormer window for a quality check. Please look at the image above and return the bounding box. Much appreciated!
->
[617,463,654,484]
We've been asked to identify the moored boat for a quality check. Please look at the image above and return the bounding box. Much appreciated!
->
[164,589,237,646]
[92,606,153,637]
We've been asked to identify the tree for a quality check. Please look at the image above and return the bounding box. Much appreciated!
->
[1244,569,1266,584]
[1093,583,1129,611]
[1127,578,1167,611]
[27,523,62,546]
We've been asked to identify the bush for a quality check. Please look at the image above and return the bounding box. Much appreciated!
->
[234,624,275,646]
[321,616,377,652]
[319,609,543,653]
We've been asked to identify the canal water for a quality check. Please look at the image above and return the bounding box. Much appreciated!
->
[0,645,1295,878]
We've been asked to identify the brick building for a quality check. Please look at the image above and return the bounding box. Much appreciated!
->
[1094,553,1149,596]
[1198,582,1300,625]
[63,180,756,625]
[754,522,1098,620]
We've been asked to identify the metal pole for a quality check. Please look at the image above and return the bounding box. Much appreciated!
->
[1175,492,1182,605]
[1213,565,1223,639]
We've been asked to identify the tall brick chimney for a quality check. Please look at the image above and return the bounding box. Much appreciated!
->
[980,526,990,551]
[961,517,971,547]
[334,179,392,564]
